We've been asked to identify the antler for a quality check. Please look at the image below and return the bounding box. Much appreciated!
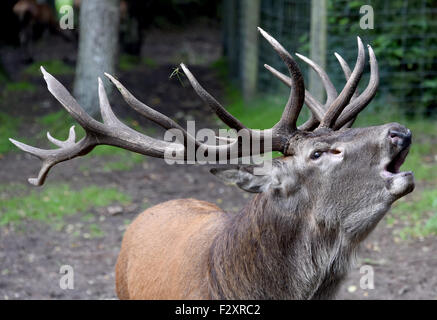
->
[12,29,376,186]
[257,28,305,133]
[264,37,379,130]
[10,28,310,186]
[10,68,186,186]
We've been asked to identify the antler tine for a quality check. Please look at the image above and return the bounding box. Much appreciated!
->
[40,67,104,133]
[263,63,291,87]
[105,73,202,148]
[263,50,343,131]
[47,125,76,147]
[180,62,288,154]
[333,52,358,128]
[11,67,281,186]
[10,69,186,186]
[319,37,365,128]
[103,75,271,158]
[263,62,331,131]
[180,63,246,131]
[295,53,337,106]
[263,64,325,121]
[259,37,377,132]
[333,45,379,129]
[104,73,188,133]
[95,77,186,158]
[9,129,95,186]
[258,27,305,132]
[334,52,359,101]
[99,77,124,127]
[107,72,249,150]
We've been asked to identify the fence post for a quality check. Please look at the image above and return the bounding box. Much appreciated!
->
[240,0,261,102]
[309,0,327,102]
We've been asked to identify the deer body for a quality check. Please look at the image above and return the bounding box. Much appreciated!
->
[11,28,414,300]
[116,124,413,300]
[116,199,220,299]
[117,197,349,300]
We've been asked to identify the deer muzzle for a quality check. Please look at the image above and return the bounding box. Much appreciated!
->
[381,124,414,198]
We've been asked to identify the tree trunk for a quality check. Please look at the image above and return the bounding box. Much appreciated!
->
[74,0,120,116]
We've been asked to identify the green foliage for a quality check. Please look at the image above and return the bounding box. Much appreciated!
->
[143,57,158,69]
[0,112,20,155]
[119,54,141,71]
[37,110,83,140]
[226,91,285,129]
[0,184,131,226]
[211,57,230,81]
[225,86,312,130]
[88,223,105,238]
[327,0,437,117]
[24,60,74,76]
[3,82,36,94]
[101,154,144,172]
[119,54,158,71]
[391,188,437,239]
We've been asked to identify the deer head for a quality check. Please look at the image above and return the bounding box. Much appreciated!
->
[212,29,413,244]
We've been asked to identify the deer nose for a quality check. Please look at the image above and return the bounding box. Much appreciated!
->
[388,128,412,148]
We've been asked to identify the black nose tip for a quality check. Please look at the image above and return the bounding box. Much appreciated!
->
[389,128,412,148]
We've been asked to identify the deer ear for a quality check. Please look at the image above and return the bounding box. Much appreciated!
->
[210,166,272,193]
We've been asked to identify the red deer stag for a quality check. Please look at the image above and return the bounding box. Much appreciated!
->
[10,28,414,299]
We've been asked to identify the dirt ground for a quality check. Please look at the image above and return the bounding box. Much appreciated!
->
[0,25,436,300]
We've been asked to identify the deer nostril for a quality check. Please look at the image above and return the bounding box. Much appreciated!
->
[388,129,411,147]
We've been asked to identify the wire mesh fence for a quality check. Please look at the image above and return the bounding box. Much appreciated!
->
[223,0,437,116]
[327,0,437,116]
[257,0,311,94]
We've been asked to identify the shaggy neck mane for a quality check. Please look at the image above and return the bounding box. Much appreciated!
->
[206,193,354,300]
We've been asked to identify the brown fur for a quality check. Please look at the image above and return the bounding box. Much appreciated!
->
[115,124,414,300]
[116,199,223,299]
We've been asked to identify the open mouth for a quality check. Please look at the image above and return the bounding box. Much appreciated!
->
[383,145,411,177]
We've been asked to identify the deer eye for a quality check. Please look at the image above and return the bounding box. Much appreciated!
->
[310,151,324,160]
